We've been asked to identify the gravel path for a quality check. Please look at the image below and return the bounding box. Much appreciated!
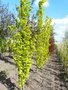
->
[0,53,68,90]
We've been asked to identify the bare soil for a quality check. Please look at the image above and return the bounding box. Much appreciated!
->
[0,53,68,90]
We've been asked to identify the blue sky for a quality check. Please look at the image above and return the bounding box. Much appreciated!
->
[45,0,68,18]
[1,0,68,43]
[1,0,19,14]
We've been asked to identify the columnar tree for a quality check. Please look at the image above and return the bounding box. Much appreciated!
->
[9,0,34,89]
[35,0,52,68]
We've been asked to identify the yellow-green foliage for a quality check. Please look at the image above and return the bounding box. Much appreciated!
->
[35,0,52,68]
[9,0,34,89]
[8,0,52,89]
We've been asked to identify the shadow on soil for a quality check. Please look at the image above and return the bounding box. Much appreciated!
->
[0,71,19,90]
[56,53,68,89]
[0,54,15,65]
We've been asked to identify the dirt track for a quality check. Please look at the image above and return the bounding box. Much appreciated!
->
[0,53,68,90]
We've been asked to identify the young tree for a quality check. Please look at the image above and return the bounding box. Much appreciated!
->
[9,0,34,89]
[35,0,52,68]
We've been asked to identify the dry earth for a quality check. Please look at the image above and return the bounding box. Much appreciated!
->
[0,53,68,90]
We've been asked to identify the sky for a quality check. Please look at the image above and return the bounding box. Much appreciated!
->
[1,0,68,43]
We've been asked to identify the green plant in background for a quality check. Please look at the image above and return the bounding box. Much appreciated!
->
[0,2,15,55]
[0,38,7,53]
[57,31,68,73]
